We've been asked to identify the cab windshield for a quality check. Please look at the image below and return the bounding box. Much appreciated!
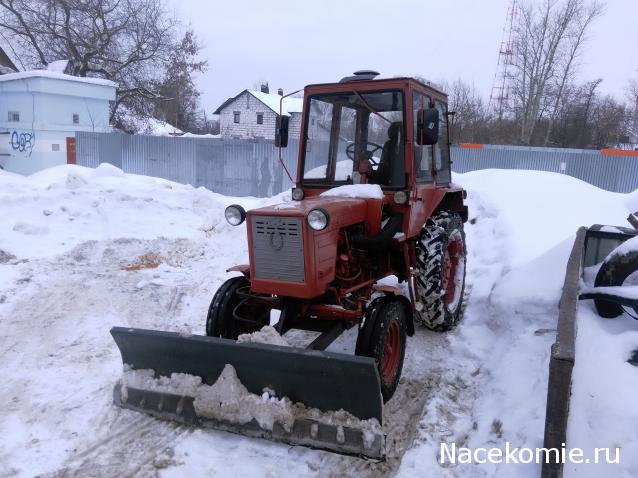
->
[302,90,405,188]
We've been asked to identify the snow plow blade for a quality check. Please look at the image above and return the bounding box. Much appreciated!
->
[110,326,385,459]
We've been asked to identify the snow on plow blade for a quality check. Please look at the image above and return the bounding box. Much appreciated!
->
[110,326,385,459]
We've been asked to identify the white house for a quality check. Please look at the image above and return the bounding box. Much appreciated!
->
[214,84,303,140]
[0,68,116,175]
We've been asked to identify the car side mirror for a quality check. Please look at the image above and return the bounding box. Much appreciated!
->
[275,115,289,148]
[416,108,439,145]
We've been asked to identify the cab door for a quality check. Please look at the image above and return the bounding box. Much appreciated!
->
[407,91,450,236]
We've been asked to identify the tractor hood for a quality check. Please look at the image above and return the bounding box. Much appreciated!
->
[246,194,385,298]
[248,196,383,232]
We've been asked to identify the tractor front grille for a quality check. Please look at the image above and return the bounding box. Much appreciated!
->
[251,215,305,282]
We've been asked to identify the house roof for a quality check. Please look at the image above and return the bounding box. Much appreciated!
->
[0,44,18,72]
[214,89,303,116]
[0,69,116,87]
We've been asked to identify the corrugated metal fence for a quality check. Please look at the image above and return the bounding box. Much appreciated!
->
[76,132,299,197]
[76,132,638,196]
[452,144,638,193]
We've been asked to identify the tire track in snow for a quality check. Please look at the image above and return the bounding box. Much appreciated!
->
[0,239,212,477]
[46,411,191,478]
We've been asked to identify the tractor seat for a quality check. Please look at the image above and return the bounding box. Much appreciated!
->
[371,122,403,186]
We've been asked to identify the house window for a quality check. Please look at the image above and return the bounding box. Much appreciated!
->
[72,114,79,124]
[256,113,263,125]
[233,111,240,123]
[8,111,19,122]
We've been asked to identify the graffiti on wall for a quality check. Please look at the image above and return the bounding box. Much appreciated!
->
[11,130,35,156]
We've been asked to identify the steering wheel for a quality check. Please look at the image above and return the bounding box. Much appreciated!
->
[345,142,383,165]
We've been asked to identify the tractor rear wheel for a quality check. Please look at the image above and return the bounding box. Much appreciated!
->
[415,211,467,331]
[356,298,407,402]
[206,276,269,339]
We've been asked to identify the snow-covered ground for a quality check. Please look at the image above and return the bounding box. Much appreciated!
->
[0,165,636,477]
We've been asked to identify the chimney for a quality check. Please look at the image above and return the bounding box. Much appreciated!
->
[260,82,269,94]
[277,88,283,96]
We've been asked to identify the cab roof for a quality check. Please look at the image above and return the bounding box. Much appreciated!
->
[304,76,448,100]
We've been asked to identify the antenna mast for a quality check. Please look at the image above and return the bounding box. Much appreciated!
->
[489,0,517,120]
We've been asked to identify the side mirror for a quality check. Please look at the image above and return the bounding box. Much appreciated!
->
[416,108,439,145]
[275,115,289,148]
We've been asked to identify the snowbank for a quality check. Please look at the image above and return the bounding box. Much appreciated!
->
[0,163,252,259]
[454,169,629,267]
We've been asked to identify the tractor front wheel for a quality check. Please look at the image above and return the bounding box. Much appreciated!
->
[356,298,407,402]
[206,276,269,339]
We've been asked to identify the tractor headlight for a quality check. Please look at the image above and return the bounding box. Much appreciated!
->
[224,204,246,226]
[307,209,329,231]
[292,187,304,201]
[394,190,408,205]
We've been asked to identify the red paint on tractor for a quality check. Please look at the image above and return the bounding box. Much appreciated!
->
[381,320,401,383]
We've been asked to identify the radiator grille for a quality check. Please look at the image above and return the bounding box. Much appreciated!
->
[251,216,305,282]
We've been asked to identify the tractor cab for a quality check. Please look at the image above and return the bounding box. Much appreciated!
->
[277,70,453,199]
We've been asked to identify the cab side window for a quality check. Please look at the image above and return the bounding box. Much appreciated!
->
[413,92,433,182]
[433,101,451,184]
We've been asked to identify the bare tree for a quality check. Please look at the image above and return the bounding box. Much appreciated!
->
[543,79,628,148]
[543,1,603,144]
[0,0,182,124]
[510,0,602,144]
[444,79,488,143]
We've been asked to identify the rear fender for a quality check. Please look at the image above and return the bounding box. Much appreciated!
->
[435,190,468,222]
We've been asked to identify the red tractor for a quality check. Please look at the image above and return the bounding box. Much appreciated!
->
[111,71,468,458]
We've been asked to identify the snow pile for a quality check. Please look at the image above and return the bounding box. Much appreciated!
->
[320,183,384,200]
[145,118,184,136]
[237,325,289,346]
[121,364,382,447]
[603,234,638,261]
[113,105,183,135]
[122,368,202,400]
[0,163,243,259]
[180,132,222,139]
[195,365,295,432]
[46,60,69,73]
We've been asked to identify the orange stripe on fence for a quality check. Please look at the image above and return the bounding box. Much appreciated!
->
[601,149,638,157]
[460,143,484,149]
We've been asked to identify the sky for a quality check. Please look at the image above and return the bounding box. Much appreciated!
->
[168,0,638,115]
